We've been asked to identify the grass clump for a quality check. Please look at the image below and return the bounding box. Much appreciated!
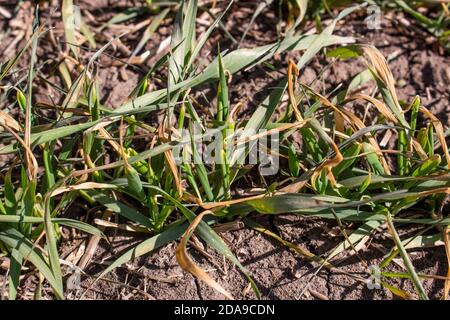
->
[0,1,449,300]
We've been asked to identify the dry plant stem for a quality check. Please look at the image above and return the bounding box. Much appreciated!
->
[420,106,450,169]
[78,210,113,270]
[287,59,303,121]
[158,124,183,196]
[93,219,150,233]
[0,124,38,180]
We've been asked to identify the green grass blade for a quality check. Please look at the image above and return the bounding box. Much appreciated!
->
[385,211,429,300]
[0,216,106,238]
[0,228,64,299]
[44,193,63,297]
[90,190,153,229]
[8,248,23,300]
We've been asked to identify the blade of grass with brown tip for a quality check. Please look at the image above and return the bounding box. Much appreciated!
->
[176,210,234,300]
[145,185,260,298]
[420,106,450,169]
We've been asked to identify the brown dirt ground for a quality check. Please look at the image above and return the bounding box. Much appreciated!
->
[58,215,446,300]
[0,1,449,300]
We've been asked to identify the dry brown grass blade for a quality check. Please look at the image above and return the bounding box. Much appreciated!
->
[98,128,120,153]
[0,123,38,181]
[79,147,98,175]
[24,94,36,182]
[0,110,21,132]
[347,94,398,124]
[165,151,183,195]
[234,121,308,148]
[300,83,350,127]
[49,182,115,198]
[301,84,390,174]
[78,210,113,270]
[420,106,450,169]
[334,110,345,134]
[36,102,90,116]
[202,193,267,210]
[175,210,234,300]
[243,219,374,290]
[443,3,450,16]
[311,137,343,188]
[340,109,391,174]
[93,218,150,233]
[411,138,429,161]
[159,125,183,196]
[279,178,309,193]
[418,187,450,198]
[70,160,126,179]
[229,120,308,171]
[287,59,303,121]
[362,45,403,114]
[229,102,244,122]
[83,117,117,149]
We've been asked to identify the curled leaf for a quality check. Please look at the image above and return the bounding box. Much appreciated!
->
[176,210,234,300]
